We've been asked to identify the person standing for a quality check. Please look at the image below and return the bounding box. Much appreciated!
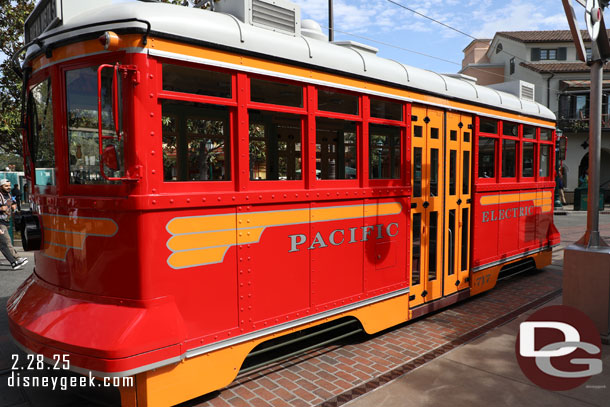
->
[557,167,567,205]
[0,179,28,269]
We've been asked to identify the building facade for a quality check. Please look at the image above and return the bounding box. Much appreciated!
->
[460,30,610,198]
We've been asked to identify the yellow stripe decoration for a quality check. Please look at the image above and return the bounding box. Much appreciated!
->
[166,202,403,270]
[41,214,118,261]
[479,191,553,213]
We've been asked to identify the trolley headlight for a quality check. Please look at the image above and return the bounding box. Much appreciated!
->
[98,31,120,50]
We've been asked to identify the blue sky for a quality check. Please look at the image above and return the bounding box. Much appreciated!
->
[292,0,576,73]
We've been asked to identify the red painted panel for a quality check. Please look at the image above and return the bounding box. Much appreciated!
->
[311,200,364,307]
[34,206,140,300]
[363,198,409,293]
[519,190,538,251]
[245,203,310,326]
[536,188,553,245]
[472,192,499,268]
[497,191,521,258]
[146,208,239,340]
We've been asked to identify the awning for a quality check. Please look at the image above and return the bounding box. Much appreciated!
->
[560,79,610,91]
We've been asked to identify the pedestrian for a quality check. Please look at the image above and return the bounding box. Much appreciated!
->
[11,183,21,210]
[557,167,567,205]
[0,179,27,270]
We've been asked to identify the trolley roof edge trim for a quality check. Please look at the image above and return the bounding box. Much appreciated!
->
[27,28,556,127]
[24,1,555,123]
[149,47,556,129]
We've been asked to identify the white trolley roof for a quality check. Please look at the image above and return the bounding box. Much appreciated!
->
[27,0,555,122]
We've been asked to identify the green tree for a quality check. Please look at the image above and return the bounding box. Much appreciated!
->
[0,0,36,165]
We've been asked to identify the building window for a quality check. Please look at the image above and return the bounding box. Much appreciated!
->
[532,47,565,61]
[496,43,503,54]
[558,94,589,120]
[586,48,592,60]
[539,49,557,60]
[510,57,515,75]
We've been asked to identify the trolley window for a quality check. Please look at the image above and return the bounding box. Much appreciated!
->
[163,64,231,98]
[478,137,496,178]
[249,110,302,181]
[250,78,303,108]
[479,118,497,134]
[369,124,401,179]
[370,98,402,121]
[317,89,358,115]
[502,139,517,178]
[522,142,535,178]
[539,144,551,178]
[316,118,357,180]
[66,66,124,184]
[162,101,231,182]
[502,122,519,137]
[29,79,56,186]
[523,125,536,139]
[540,128,552,141]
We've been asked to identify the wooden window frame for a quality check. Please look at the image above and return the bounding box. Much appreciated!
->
[157,59,238,193]
[537,128,555,182]
[475,116,499,185]
[499,121,519,183]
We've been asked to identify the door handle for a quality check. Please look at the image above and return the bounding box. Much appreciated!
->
[457,199,462,205]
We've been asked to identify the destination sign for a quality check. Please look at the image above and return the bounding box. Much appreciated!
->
[25,0,61,43]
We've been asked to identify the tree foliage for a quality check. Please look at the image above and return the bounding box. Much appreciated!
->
[0,0,36,161]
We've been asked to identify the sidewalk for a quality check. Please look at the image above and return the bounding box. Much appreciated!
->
[344,295,609,407]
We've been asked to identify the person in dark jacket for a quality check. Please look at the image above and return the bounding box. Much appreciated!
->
[11,183,21,210]
[0,179,27,269]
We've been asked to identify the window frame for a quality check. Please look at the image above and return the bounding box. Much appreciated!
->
[520,127,537,182]
[60,53,132,197]
[157,59,238,193]
[310,88,363,189]
[475,117,499,185]
[366,96,408,187]
[499,121,519,183]
[538,128,555,182]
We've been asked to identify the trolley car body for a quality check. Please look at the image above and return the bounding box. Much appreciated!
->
[9,1,559,405]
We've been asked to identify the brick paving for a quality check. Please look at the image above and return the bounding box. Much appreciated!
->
[187,264,564,407]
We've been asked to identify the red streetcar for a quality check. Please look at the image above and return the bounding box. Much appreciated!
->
[8,0,559,405]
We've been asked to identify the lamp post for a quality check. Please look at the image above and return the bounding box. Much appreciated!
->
[328,0,334,41]
[562,0,610,342]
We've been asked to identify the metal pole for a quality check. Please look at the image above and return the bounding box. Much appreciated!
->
[586,57,603,247]
[328,0,334,41]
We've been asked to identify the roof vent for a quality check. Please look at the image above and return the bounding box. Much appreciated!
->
[333,40,378,55]
[520,82,535,101]
[302,19,327,41]
[488,80,536,101]
[215,0,300,36]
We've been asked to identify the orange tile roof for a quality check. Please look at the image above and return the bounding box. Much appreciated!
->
[519,62,610,73]
[496,30,606,43]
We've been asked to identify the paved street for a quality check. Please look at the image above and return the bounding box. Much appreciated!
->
[0,210,609,407]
